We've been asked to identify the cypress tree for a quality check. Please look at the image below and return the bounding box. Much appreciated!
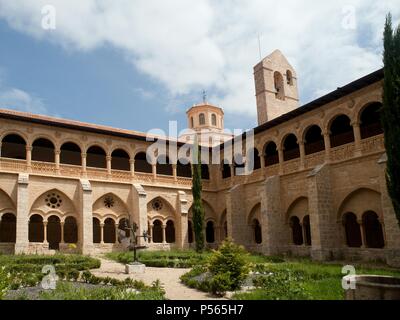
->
[382,13,400,226]
[191,135,205,252]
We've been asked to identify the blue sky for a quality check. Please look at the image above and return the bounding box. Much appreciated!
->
[0,1,399,135]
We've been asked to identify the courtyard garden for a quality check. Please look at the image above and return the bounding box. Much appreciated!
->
[1,241,400,300]
[0,254,165,300]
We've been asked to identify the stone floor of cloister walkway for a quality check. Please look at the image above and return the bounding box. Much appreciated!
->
[90,255,226,300]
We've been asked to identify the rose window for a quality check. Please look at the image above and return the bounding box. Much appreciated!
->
[45,193,62,209]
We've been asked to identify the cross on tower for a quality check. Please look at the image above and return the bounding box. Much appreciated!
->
[202,90,207,104]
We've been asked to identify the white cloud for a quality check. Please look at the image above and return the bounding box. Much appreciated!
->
[0,87,47,114]
[0,0,398,121]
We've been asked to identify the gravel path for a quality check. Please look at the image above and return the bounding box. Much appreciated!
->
[90,256,226,300]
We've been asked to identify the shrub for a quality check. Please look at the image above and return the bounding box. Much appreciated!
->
[207,239,250,293]
[0,267,9,300]
[209,273,233,296]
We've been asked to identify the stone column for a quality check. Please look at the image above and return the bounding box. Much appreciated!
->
[299,140,305,170]
[358,219,366,248]
[352,121,362,156]
[177,190,188,249]
[149,225,153,244]
[152,164,157,180]
[115,225,119,243]
[131,184,148,246]
[162,224,167,244]
[260,175,287,255]
[106,155,112,178]
[55,149,60,174]
[307,164,336,261]
[15,173,30,254]
[172,164,177,182]
[130,159,135,178]
[100,223,104,244]
[260,153,266,177]
[43,221,48,244]
[80,179,93,254]
[323,131,331,163]
[226,185,247,244]
[26,146,32,171]
[60,222,65,244]
[278,147,284,174]
[81,153,87,175]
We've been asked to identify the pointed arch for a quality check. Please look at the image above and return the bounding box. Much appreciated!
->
[30,189,77,220]
[93,192,129,219]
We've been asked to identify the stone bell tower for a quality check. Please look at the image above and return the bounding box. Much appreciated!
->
[254,49,300,125]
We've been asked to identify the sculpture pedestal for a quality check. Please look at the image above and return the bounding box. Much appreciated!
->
[125,262,146,274]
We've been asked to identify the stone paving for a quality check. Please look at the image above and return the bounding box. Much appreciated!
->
[91,256,226,300]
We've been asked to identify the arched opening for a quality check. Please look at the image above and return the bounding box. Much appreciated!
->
[283,134,300,161]
[304,125,325,155]
[32,138,55,163]
[29,214,44,242]
[135,152,152,173]
[199,113,206,125]
[190,117,194,128]
[221,160,231,179]
[303,215,312,246]
[201,164,210,180]
[253,219,262,244]
[211,114,217,126]
[87,146,107,169]
[47,215,61,250]
[60,142,81,166]
[111,149,130,171]
[233,154,245,176]
[166,220,175,243]
[206,221,215,243]
[360,102,383,139]
[177,159,192,178]
[103,218,116,244]
[330,115,354,148]
[290,216,303,245]
[362,211,384,248]
[188,220,194,244]
[274,71,285,100]
[343,212,362,248]
[287,70,293,85]
[64,216,78,244]
[1,134,26,160]
[157,155,173,176]
[152,220,163,243]
[93,218,101,243]
[247,148,261,171]
[264,141,279,166]
[0,213,16,243]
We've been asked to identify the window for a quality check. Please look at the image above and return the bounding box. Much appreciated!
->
[199,113,206,125]
[274,71,285,100]
[287,70,293,85]
[211,114,217,126]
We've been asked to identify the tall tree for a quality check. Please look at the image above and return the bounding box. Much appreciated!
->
[382,13,400,226]
[191,135,205,252]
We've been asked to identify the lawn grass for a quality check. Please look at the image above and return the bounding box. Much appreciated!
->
[233,259,400,300]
